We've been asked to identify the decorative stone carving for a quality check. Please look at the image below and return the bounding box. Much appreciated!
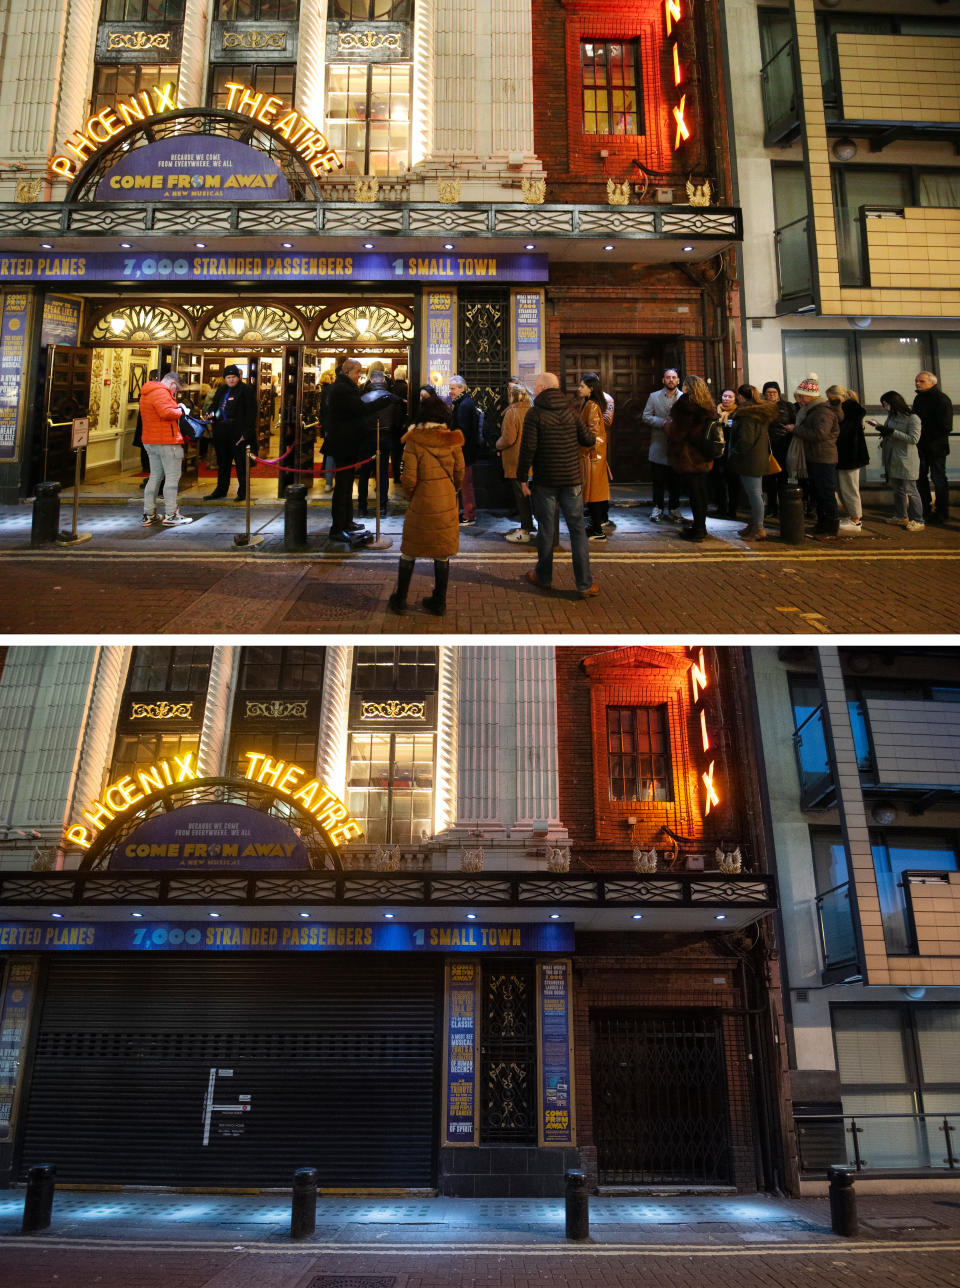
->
[374,843,401,872]
[338,30,401,52]
[606,178,630,206]
[715,845,743,874]
[461,845,484,873]
[437,178,461,204]
[686,177,713,207]
[107,30,172,50]
[354,176,380,203]
[633,846,658,874]
[15,178,43,204]
[223,30,286,50]
[546,845,570,874]
[131,701,193,720]
[521,177,546,204]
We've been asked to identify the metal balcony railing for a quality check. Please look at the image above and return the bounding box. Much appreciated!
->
[774,214,814,301]
[815,880,859,974]
[760,39,801,145]
[795,1111,960,1175]
[792,704,835,810]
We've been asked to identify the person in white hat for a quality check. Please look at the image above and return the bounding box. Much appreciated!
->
[792,373,840,539]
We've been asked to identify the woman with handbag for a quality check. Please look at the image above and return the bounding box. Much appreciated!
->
[204,364,258,501]
[728,384,781,541]
[792,373,840,539]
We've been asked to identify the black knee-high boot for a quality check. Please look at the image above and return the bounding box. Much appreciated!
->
[422,559,449,615]
[388,558,415,614]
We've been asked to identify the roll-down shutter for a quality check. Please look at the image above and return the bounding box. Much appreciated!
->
[19,954,441,1188]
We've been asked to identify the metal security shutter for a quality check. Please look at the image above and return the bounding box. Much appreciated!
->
[19,954,441,1188]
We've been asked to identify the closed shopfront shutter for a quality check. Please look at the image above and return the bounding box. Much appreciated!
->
[19,954,441,1188]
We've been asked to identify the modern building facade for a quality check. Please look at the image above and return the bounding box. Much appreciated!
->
[750,645,960,1190]
[0,0,743,503]
[0,643,785,1195]
[724,0,958,486]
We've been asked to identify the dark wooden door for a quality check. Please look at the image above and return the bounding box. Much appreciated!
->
[561,341,668,483]
[35,346,91,490]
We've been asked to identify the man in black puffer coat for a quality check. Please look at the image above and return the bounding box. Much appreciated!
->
[913,371,952,524]
[323,358,368,541]
[516,372,598,598]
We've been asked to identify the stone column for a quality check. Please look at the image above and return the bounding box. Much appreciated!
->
[513,645,560,828]
[297,0,327,124]
[197,646,238,777]
[48,0,99,183]
[434,644,459,835]
[178,0,209,108]
[456,647,509,833]
[488,0,537,165]
[430,0,477,162]
[316,645,352,797]
[64,645,129,841]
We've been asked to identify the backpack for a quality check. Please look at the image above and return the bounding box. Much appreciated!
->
[698,418,725,460]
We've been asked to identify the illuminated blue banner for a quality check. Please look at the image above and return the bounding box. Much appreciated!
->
[539,960,574,1144]
[0,920,574,954]
[444,959,479,1144]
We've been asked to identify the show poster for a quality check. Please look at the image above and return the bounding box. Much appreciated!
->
[443,959,479,1145]
[539,960,574,1145]
[40,294,82,346]
[108,802,312,871]
[512,290,543,387]
[0,292,29,461]
[0,251,548,287]
[423,291,455,393]
[0,920,575,955]
[95,135,291,202]
[0,959,37,1139]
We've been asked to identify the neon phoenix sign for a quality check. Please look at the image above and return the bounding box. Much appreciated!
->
[690,648,719,815]
[664,0,691,153]
[50,81,342,181]
[65,750,362,849]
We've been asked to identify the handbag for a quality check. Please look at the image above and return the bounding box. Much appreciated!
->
[766,452,782,476]
[179,412,206,442]
[785,434,807,480]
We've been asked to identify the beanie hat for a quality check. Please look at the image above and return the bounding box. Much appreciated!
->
[794,372,820,397]
[224,364,242,378]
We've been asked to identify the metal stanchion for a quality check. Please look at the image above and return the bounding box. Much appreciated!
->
[21,1163,56,1234]
[57,420,92,545]
[779,482,806,545]
[284,483,308,551]
[564,1168,590,1241]
[368,419,392,551]
[827,1165,858,1237]
[233,446,263,548]
[290,1166,318,1240]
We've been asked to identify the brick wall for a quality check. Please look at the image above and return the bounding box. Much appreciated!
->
[555,645,744,864]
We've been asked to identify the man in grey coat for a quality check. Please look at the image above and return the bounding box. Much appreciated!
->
[517,373,598,598]
[642,369,682,522]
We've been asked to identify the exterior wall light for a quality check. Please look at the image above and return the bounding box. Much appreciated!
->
[831,138,858,161]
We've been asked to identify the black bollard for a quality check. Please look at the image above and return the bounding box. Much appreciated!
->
[284,483,308,551]
[779,482,806,545]
[827,1165,857,1237]
[290,1166,318,1240]
[21,1163,56,1234]
[564,1168,589,1241]
[31,483,61,546]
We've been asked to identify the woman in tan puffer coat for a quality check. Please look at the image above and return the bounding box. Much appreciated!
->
[388,388,465,617]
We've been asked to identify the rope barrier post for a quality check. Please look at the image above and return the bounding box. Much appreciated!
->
[369,415,392,551]
[233,446,264,549]
[57,420,92,546]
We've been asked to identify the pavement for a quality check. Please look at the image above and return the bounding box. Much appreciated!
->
[2,1188,960,1287]
[1,480,959,635]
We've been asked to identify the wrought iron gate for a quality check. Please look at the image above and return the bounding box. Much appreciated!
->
[457,290,509,432]
[480,961,537,1143]
[590,1009,732,1184]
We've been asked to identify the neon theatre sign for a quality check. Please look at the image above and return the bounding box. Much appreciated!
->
[664,0,691,153]
[50,81,342,181]
[65,750,362,849]
[690,647,719,815]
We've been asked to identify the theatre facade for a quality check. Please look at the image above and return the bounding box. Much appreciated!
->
[0,0,741,502]
[0,644,787,1194]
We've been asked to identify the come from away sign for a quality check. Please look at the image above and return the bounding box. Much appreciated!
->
[95,134,290,201]
[109,802,310,871]
[0,252,549,287]
[0,921,576,954]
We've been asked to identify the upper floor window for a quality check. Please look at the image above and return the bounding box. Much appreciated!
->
[128,646,211,693]
[90,63,179,114]
[353,646,437,692]
[214,0,298,16]
[110,730,200,783]
[325,63,412,175]
[208,62,295,111]
[581,40,642,136]
[237,646,325,692]
[871,831,958,955]
[347,731,434,843]
[328,0,412,18]
[101,0,184,18]
[607,705,671,802]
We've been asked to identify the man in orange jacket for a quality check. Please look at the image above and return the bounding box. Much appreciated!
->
[139,371,194,527]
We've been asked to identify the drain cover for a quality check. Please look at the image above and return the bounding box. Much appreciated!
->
[305,1279,397,1288]
[862,1216,943,1230]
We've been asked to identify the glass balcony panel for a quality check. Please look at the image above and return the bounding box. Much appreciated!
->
[760,40,800,142]
[817,882,858,969]
[842,1096,928,1168]
[774,216,814,299]
[793,704,835,806]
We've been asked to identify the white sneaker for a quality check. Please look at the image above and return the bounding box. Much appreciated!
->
[601,521,616,534]
[162,511,194,526]
[505,529,533,544]
[839,518,863,534]
[668,508,685,523]
[649,506,662,522]
[905,520,926,532]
